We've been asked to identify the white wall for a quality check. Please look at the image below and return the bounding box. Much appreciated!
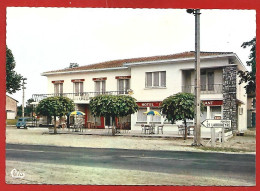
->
[236,74,247,131]
[130,58,228,102]
[46,69,131,94]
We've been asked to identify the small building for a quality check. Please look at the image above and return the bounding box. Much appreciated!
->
[6,95,18,119]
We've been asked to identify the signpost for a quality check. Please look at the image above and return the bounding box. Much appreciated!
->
[201,119,231,129]
[201,119,231,147]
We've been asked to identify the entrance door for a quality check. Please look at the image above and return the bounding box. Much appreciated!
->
[105,117,112,127]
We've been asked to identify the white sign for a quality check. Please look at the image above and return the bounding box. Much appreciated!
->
[201,119,231,129]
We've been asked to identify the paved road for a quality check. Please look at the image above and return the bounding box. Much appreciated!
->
[6,143,255,183]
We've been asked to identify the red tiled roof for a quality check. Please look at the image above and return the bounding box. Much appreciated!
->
[43,51,234,74]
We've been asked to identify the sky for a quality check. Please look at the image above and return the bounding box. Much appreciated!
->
[6,8,256,105]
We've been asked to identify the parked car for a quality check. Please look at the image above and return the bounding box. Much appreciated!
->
[16,117,34,129]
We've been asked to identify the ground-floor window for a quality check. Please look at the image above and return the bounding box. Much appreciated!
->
[137,108,161,123]
[137,108,147,122]
[210,106,222,119]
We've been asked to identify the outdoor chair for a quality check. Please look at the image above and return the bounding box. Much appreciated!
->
[156,125,164,134]
[188,126,195,135]
[124,122,131,133]
[144,124,152,134]
[107,126,113,134]
[115,123,122,134]
[141,124,145,134]
[178,125,185,135]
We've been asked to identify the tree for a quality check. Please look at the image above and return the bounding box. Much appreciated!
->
[17,98,35,117]
[36,96,75,134]
[238,37,256,95]
[161,92,204,140]
[6,46,23,94]
[90,94,138,135]
[25,98,34,117]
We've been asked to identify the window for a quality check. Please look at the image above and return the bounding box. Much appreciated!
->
[145,71,166,88]
[137,109,147,122]
[54,83,63,94]
[74,82,83,95]
[95,81,106,94]
[151,108,161,122]
[118,79,130,94]
[201,70,214,91]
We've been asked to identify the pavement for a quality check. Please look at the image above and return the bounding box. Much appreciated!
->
[6,125,256,153]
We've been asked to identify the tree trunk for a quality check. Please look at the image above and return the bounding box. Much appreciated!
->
[112,117,116,136]
[184,119,187,140]
[54,116,57,134]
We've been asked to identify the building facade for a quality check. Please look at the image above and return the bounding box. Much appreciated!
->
[33,51,248,133]
[6,95,18,119]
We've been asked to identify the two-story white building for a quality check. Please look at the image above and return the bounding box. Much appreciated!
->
[33,51,247,133]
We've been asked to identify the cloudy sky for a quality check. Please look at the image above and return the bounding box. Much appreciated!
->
[6,8,256,104]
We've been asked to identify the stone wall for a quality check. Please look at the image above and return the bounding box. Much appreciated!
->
[222,66,237,131]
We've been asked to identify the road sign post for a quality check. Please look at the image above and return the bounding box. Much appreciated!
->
[201,119,231,147]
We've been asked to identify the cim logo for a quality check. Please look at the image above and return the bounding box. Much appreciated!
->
[11,168,25,179]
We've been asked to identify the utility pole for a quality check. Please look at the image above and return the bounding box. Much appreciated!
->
[22,78,27,118]
[187,9,202,146]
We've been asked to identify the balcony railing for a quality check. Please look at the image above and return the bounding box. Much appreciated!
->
[182,84,223,94]
[32,91,129,103]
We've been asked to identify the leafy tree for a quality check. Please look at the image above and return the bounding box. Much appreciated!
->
[69,63,79,68]
[161,92,204,140]
[6,46,23,94]
[36,96,75,134]
[238,37,256,95]
[25,98,34,116]
[90,95,138,135]
[17,98,35,117]
[17,105,22,117]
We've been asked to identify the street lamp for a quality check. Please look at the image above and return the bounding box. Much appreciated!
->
[187,9,202,146]
[22,78,27,118]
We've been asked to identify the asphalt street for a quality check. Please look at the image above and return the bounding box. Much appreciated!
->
[6,143,255,183]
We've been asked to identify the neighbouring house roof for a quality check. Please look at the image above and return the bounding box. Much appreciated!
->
[42,51,237,76]
[6,94,18,102]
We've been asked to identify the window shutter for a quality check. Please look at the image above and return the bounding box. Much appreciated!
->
[60,83,63,94]
[102,81,106,93]
[119,79,124,93]
[153,72,159,86]
[80,82,83,93]
[75,82,79,94]
[125,79,130,93]
[160,71,166,87]
[208,72,214,91]
[146,72,152,87]
[95,81,100,92]
[201,70,206,91]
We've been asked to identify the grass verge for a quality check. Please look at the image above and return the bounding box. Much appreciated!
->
[6,119,17,125]
[198,146,254,153]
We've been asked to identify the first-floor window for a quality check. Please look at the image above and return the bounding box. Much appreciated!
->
[118,79,130,94]
[74,82,83,95]
[201,70,214,91]
[54,83,63,94]
[146,71,166,88]
[95,81,106,94]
